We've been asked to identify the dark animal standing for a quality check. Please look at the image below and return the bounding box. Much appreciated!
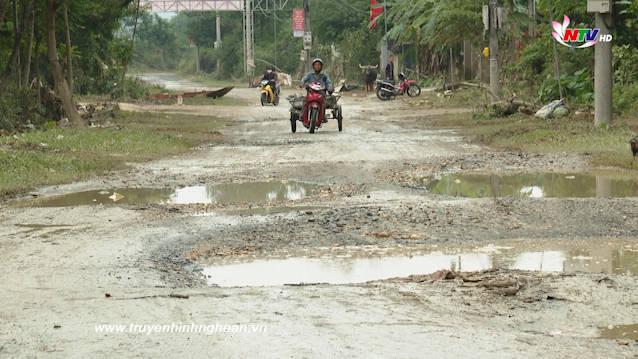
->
[359,64,378,92]
[631,137,638,162]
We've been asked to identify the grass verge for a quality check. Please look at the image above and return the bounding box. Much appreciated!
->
[422,110,638,169]
[0,111,225,196]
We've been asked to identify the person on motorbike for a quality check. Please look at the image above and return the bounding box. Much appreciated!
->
[300,58,333,93]
[262,67,279,95]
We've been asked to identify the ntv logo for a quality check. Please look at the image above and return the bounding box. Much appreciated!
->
[552,15,613,49]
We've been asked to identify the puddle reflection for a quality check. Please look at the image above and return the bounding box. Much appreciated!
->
[24,181,318,207]
[203,241,638,287]
[427,173,638,198]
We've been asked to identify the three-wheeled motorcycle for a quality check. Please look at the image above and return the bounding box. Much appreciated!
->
[287,81,343,134]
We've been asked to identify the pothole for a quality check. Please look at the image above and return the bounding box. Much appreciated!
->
[22,181,319,207]
[200,239,638,287]
[599,324,638,341]
[426,172,638,198]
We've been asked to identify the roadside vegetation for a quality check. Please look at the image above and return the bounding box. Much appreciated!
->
[384,0,638,170]
[0,112,225,196]
[412,91,638,169]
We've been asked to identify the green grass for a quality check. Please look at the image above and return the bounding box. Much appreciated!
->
[424,111,638,169]
[0,111,225,196]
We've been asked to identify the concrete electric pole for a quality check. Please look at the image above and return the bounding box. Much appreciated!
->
[244,0,255,85]
[303,0,311,73]
[488,0,500,101]
[216,13,222,76]
[592,6,613,127]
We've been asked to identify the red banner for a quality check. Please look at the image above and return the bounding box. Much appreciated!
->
[292,8,305,37]
[369,0,384,30]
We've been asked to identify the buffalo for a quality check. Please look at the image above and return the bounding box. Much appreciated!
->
[359,64,379,92]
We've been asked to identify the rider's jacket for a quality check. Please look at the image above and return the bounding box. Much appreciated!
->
[301,72,333,92]
[262,71,277,82]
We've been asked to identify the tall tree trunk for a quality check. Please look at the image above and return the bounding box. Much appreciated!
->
[62,0,72,92]
[0,0,9,23]
[23,0,35,87]
[46,0,83,126]
[12,0,21,87]
[0,0,23,85]
[121,0,141,87]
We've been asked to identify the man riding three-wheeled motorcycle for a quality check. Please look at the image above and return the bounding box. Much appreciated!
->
[288,58,343,134]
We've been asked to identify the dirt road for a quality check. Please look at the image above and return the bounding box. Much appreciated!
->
[1,74,637,358]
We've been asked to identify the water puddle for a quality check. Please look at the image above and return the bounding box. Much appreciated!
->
[599,324,638,341]
[202,240,638,287]
[24,181,318,207]
[426,172,638,198]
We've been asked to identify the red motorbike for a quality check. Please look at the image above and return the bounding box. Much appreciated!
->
[375,72,421,101]
[288,81,343,134]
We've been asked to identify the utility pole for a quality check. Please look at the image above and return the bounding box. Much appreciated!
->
[380,0,389,79]
[244,0,254,84]
[594,11,613,127]
[216,13,222,76]
[273,8,277,69]
[488,0,500,101]
[303,0,311,73]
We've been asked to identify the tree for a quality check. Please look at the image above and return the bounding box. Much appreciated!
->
[46,0,82,126]
[62,0,72,91]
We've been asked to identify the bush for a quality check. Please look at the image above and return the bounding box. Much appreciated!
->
[110,77,154,100]
[0,86,46,132]
[614,83,638,114]
[538,68,594,105]
[614,45,638,86]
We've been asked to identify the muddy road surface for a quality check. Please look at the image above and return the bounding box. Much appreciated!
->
[1,74,637,358]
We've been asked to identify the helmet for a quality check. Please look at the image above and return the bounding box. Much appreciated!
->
[312,58,324,66]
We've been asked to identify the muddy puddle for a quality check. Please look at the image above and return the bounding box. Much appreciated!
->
[427,172,638,198]
[202,239,638,287]
[599,324,638,341]
[23,181,318,207]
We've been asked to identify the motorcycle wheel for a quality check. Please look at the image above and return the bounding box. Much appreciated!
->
[290,113,297,133]
[260,93,267,106]
[336,105,343,132]
[309,108,318,134]
[407,84,422,97]
[376,87,391,101]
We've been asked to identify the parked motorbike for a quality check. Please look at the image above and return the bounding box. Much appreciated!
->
[375,73,421,101]
[288,81,343,134]
[260,80,279,106]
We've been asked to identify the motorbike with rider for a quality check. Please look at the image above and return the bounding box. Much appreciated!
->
[260,67,280,106]
[289,58,343,133]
